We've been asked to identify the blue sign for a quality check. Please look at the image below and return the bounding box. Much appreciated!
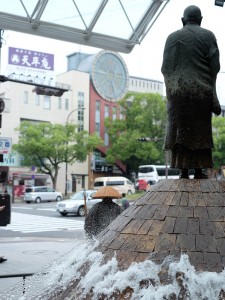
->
[0,138,12,154]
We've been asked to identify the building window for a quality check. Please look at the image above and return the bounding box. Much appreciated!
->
[35,94,40,106]
[78,110,84,131]
[104,105,109,118]
[154,84,156,89]
[43,95,51,110]
[95,100,100,136]
[120,105,125,119]
[95,123,100,136]
[78,92,84,108]
[58,97,62,109]
[139,81,141,87]
[104,105,109,146]
[65,98,69,110]
[78,92,85,131]
[112,106,117,120]
[104,130,109,146]
[23,91,28,104]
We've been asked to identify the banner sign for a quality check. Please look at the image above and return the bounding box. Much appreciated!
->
[0,154,18,166]
[8,47,54,71]
[7,47,54,80]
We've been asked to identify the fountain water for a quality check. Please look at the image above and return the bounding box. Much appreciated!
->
[2,179,225,300]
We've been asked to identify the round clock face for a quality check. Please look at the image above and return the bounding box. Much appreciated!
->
[91,50,129,101]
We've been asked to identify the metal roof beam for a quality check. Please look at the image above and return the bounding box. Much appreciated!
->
[87,0,109,34]
[0,1,170,53]
[0,12,135,53]
[129,0,167,43]
[30,0,49,26]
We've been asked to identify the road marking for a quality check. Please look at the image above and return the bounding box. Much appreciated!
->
[13,207,56,211]
[0,212,84,233]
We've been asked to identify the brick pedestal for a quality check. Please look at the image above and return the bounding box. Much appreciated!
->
[97,179,225,273]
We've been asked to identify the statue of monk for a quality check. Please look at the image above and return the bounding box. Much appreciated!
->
[161,5,221,179]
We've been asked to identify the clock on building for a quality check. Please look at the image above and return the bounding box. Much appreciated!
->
[91,50,129,101]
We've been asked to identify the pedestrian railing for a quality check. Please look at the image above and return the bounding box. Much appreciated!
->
[0,273,34,294]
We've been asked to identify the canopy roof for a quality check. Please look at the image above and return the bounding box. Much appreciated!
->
[0,0,170,53]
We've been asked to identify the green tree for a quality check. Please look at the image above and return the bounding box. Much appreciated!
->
[13,121,103,189]
[212,116,225,170]
[105,92,167,174]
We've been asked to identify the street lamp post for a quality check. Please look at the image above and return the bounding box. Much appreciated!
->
[65,107,85,196]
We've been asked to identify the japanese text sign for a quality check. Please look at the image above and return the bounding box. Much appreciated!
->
[8,47,54,71]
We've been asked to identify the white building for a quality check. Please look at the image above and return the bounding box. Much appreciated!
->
[0,70,90,195]
[0,52,164,196]
[128,76,163,95]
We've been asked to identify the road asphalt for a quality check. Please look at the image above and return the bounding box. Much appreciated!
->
[0,236,84,296]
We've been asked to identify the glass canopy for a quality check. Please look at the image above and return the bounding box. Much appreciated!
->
[0,0,170,53]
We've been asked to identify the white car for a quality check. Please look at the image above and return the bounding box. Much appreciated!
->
[56,190,102,217]
[24,186,63,203]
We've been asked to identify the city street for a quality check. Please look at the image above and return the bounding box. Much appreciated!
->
[0,201,88,296]
[0,201,86,239]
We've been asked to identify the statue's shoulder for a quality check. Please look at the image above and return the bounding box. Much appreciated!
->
[194,25,216,39]
[167,29,181,38]
[165,29,181,44]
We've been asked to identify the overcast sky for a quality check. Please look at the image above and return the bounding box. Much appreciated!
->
[1,0,225,103]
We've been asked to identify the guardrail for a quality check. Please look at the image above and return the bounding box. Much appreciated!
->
[0,273,34,294]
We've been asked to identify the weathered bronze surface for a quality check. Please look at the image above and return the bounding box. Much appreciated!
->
[161,5,221,172]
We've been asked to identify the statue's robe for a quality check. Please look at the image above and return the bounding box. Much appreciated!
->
[161,24,221,169]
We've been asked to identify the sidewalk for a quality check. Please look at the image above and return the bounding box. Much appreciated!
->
[0,237,84,294]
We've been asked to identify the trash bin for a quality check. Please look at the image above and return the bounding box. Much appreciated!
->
[0,193,11,226]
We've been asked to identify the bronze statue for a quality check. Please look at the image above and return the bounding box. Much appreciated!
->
[161,5,221,179]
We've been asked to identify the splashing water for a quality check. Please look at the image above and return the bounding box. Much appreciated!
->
[1,239,225,300]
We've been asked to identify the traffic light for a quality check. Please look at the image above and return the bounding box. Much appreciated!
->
[0,98,5,115]
[0,98,5,131]
[138,137,151,142]
[137,137,164,142]
[215,0,224,6]
[33,86,64,97]
[0,98,5,162]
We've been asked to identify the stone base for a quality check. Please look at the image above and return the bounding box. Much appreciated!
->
[49,179,225,299]
[97,179,225,273]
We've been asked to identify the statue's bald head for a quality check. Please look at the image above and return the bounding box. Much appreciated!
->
[182,5,202,26]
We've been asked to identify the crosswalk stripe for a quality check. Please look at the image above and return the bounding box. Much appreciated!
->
[13,207,56,212]
[0,212,84,233]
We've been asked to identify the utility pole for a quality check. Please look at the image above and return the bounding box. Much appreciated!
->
[65,107,85,196]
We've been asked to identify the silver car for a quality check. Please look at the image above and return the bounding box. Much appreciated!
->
[56,190,102,217]
[24,186,63,203]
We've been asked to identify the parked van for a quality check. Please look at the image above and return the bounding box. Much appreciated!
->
[93,176,135,195]
[138,165,194,185]
[138,165,180,183]
[24,186,62,203]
